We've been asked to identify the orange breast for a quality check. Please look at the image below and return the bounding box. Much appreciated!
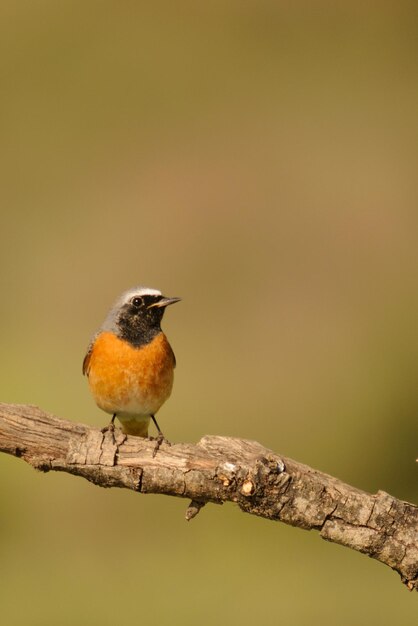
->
[85,331,175,418]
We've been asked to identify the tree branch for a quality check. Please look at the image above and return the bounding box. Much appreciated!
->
[0,402,416,590]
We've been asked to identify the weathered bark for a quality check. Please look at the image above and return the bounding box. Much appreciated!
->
[0,402,416,590]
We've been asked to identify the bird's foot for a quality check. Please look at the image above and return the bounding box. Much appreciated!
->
[101,421,115,434]
[101,421,116,444]
[150,433,171,457]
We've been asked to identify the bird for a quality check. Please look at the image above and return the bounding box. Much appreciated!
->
[83,286,180,441]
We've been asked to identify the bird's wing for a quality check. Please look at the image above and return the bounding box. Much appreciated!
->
[170,344,176,368]
[82,340,94,376]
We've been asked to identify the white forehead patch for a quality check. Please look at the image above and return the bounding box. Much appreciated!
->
[116,286,162,309]
[122,286,162,300]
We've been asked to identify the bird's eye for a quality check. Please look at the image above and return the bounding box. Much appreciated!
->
[132,297,143,308]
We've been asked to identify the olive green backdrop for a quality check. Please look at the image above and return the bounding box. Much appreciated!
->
[1,2,417,624]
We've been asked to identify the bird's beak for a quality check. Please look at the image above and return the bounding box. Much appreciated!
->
[147,296,181,309]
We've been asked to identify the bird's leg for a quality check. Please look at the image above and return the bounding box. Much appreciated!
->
[150,414,171,457]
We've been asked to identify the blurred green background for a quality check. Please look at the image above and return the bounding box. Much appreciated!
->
[1,1,417,624]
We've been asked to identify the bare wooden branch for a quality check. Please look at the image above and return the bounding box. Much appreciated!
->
[0,402,417,591]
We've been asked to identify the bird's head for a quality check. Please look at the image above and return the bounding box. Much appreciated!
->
[102,286,181,346]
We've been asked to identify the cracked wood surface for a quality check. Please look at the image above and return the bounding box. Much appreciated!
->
[0,402,417,591]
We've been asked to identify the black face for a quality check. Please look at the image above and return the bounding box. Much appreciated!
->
[117,294,167,346]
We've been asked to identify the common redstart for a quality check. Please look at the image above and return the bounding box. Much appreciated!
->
[83,286,180,440]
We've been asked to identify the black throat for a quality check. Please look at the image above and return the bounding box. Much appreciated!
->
[116,303,164,347]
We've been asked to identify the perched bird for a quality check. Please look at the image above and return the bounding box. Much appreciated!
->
[83,286,180,440]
